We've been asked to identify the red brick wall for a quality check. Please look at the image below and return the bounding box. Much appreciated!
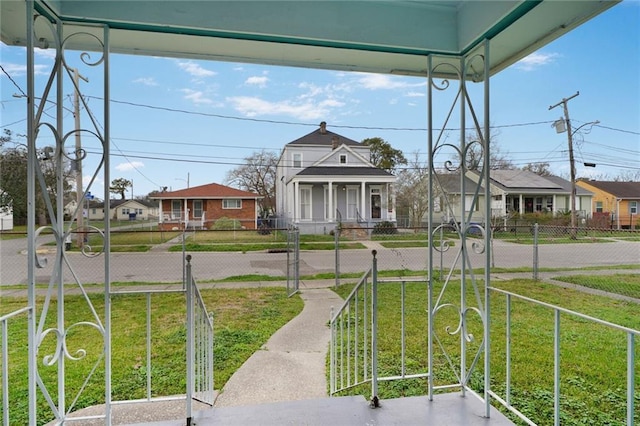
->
[159,198,257,230]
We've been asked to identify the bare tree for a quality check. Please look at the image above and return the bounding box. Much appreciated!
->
[395,152,434,228]
[225,150,278,215]
[522,162,553,176]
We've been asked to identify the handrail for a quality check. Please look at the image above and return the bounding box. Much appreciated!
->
[488,286,638,425]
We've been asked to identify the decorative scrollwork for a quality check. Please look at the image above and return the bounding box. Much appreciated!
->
[34,225,57,268]
[431,223,455,253]
[78,225,105,258]
[39,322,105,366]
[465,223,486,254]
[433,303,485,344]
[61,32,105,69]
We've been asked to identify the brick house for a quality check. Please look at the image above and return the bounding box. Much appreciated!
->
[150,183,262,231]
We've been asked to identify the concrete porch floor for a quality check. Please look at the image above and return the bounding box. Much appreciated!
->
[119,393,515,426]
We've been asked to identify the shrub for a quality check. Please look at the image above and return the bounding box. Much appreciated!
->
[372,221,397,235]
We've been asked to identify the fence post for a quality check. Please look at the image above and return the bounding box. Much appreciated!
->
[185,255,193,426]
[335,225,340,288]
[370,250,379,406]
[533,223,539,281]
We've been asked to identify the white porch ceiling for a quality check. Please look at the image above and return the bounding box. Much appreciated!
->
[1,0,619,79]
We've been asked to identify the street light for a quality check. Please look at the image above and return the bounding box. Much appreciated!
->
[551,112,599,237]
[175,172,190,188]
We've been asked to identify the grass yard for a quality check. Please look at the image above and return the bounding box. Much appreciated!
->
[551,273,640,299]
[0,287,303,425]
[331,276,640,426]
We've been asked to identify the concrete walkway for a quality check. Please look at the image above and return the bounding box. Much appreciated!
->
[214,287,344,407]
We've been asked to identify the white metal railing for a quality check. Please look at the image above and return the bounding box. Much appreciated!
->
[108,255,214,425]
[330,263,374,397]
[329,251,430,404]
[1,306,33,426]
[488,287,638,426]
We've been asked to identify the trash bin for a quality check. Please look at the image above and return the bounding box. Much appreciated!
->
[129,213,137,221]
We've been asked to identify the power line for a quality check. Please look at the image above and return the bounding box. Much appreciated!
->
[0,65,27,97]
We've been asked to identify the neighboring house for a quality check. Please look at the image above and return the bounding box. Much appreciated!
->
[276,122,396,234]
[438,170,593,223]
[0,205,13,231]
[150,183,262,231]
[86,199,160,221]
[576,180,640,229]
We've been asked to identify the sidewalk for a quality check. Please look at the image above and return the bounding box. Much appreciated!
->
[214,287,344,407]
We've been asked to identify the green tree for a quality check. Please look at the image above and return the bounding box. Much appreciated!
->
[225,150,277,215]
[0,130,72,225]
[109,178,132,200]
[362,137,407,173]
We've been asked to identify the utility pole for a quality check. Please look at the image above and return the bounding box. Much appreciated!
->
[549,91,579,239]
[73,68,89,248]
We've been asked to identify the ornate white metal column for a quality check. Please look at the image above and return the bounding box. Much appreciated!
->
[25,2,112,423]
[426,39,492,414]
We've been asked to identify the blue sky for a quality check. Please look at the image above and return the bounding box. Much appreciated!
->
[1,1,638,199]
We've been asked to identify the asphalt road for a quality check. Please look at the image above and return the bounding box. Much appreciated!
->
[1,236,638,286]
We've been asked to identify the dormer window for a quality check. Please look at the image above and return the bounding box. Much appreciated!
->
[339,154,347,164]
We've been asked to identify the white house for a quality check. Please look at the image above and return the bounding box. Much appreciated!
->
[276,122,396,234]
[0,205,13,230]
[86,199,160,221]
[438,170,594,223]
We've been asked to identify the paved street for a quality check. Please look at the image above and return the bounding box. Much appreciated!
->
[1,235,638,286]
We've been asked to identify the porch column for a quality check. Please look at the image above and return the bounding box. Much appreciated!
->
[519,194,523,214]
[159,200,163,224]
[294,181,299,221]
[328,182,333,221]
[553,195,557,214]
[183,198,188,226]
[361,181,366,219]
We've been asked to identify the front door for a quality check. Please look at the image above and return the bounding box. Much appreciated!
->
[371,191,381,219]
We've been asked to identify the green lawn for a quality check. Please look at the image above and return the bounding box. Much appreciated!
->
[332,276,640,425]
[0,287,303,425]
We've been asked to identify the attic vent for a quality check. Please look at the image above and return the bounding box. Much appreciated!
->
[319,121,327,134]
[332,136,339,150]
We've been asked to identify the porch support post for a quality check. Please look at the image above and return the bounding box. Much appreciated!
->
[519,194,523,215]
[361,181,366,220]
[482,38,492,419]
[294,181,299,222]
[26,1,37,422]
[328,182,333,221]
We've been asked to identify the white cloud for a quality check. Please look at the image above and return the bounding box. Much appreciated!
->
[133,77,158,86]
[176,61,216,77]
[355,73,424,90]
[515,52,560,71]
[405,91,425,98]
[181,88,214,105]
[34,48,56,60]
[227,96,344,120]
[115,161,144,172]
[245,76,268,88]
[1,62,48,76]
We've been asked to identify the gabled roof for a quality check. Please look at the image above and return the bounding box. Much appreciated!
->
[577,180,640,199]
[286,125,361,147]
[93,199,158,209]
[150,182,262,200]
[296,166,393,177]
[311,144,372,168]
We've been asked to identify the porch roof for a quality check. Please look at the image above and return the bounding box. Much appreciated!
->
[0,1,618,80]
[296,166,394,178]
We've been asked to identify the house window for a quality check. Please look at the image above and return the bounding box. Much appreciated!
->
[193,200,203,218]
[300,187,311,220]
[631,201,638,215]
[546,197,553,211]
[223,199,242,209]
[92,208,96,214]
[293,153,302,168]
[464,195,479,212]
[596,201,603,213]
[172,200,181,219]
[136,209,143,215]
[339,154,347,164]
[535,197,543,212]
[122,208,130,215]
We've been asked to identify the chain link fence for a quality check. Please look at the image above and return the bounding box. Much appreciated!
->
[1,220,638,300]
